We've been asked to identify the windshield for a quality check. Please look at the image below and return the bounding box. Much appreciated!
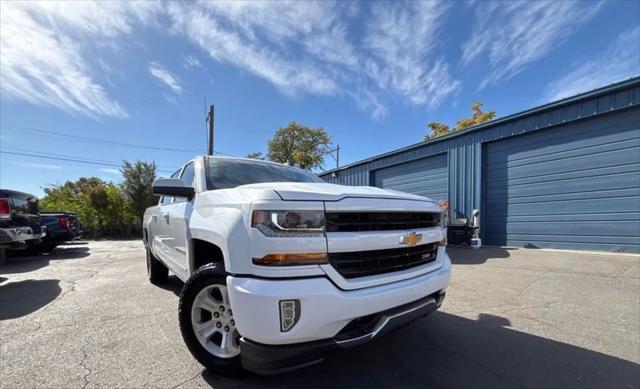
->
[205,158,323,190]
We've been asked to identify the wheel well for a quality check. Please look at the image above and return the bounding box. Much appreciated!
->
[191,239,225,272]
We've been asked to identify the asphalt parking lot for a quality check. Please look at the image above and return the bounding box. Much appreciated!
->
[0,241,638,389]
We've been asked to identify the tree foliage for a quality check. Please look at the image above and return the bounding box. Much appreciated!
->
[39,160,158,236]
[245,152,266,160]
[40,178,135,235]
[120,160,158,222]
[425,102,496,140]
[267,121,332,170]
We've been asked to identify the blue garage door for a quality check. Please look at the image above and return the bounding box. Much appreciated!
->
[483,110,640,253]
[372,154,448,202]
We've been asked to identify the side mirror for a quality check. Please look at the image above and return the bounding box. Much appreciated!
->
[152,178,195,199]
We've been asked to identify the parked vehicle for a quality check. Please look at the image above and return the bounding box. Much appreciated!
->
[38,211,82,252]
[0,189,46,264]
[143,156,451,375]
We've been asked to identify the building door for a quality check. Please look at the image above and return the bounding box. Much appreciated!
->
[483,110,640,253]
[372,153,448,202]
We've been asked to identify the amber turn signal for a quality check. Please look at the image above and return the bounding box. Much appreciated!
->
[252,253,328,266]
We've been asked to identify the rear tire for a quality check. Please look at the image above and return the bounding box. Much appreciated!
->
[179,263,243,375]
[146,247,168,285]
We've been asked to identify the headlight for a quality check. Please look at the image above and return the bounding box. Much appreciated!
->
[252,210,325,237]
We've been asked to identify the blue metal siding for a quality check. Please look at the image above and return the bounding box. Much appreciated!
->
[320,79,640,220]
[372,154,448,201]
[483,110,640,253]
[319,78,640,252]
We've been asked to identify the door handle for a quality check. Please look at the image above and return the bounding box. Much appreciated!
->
[163,213,170,222]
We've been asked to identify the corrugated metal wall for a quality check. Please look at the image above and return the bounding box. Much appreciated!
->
[371,153,448,201]
[483,109,640,252]
[321,78,640,225]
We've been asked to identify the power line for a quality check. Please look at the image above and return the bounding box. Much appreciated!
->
[8,146,177,171]
[1,124,201,153]
[1,123,237,157]
[0,150,173,172]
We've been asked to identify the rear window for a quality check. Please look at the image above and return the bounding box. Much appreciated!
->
[11,197,39,215]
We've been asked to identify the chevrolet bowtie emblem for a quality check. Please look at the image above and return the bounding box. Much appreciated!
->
[400,232,423,246]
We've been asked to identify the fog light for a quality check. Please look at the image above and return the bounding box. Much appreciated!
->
[279,299,300,332]
[440,227,447,247]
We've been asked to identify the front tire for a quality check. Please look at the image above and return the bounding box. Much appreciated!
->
[146,246,168,285]
[178,263,243,375]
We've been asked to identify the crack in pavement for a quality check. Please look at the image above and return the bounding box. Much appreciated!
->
[168,371,201,389]
[79,335,93,389]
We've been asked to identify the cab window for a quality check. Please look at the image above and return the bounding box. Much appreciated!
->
[181,162,195,189]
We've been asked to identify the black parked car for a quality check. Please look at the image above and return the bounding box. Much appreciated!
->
[38,212,82,252]
[0,189,46,264]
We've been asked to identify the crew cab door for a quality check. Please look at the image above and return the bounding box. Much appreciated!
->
[153,168,182,268]
[163,162,195,276]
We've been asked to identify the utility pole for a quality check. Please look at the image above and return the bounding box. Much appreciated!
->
[326,145,340,169]
[206,104,215,155]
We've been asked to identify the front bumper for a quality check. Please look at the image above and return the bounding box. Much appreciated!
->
[240,292,445,374]
[227,250,451,373]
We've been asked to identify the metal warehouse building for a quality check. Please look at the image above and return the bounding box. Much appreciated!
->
[320,78,640,253]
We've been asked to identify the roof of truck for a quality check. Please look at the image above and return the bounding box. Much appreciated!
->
[0,189,38,201]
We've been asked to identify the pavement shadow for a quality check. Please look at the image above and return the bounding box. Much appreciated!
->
[447,246,512,265]
[60,240,90,246]
[1,245,90,275]
[0,279,61,320]
[0,256,50,274]
[46,245,91,260]
[157,275,183,297]
[203,312,639,389]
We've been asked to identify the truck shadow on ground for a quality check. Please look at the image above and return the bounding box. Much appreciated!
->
[157,275,183,296]
[0,279,61,320]
[56,240,90,246]
[203,312,639,389]
[1,244,90,274]
[447,246,511,265]
[45,245,91,260]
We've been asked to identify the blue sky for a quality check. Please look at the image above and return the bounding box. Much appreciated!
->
[1,0,639,197]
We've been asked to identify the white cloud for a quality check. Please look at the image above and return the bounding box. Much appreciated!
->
[1,1,460,119]
[183,55,203,69]
[167,1,459,118]
[12,161,62,170]
[149,62,183,94]
[462,0,603,89]
[543,27,640,102]
[100,168,121,175]
[167,2,338,97]
[0,2,160,118]
[363,1,460,108]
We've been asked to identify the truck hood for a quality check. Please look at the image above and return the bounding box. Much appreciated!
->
[237,182,434,202]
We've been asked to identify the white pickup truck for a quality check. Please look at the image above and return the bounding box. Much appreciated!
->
[143,156,451,375]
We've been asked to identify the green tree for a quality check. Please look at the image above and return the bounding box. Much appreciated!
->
[41,177,110,235]
[41,177,137,236]
[267,121,332,170]
[245,152,266,160]
[120,160,157,223]
[425,101,496,140]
